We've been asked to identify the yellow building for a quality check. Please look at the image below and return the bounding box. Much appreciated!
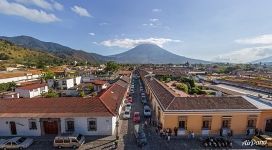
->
[139,70,272,136]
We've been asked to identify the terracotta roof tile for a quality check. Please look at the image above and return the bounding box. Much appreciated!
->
[0,97,113,117]
[91,80,107,85]
[16,83,47,90]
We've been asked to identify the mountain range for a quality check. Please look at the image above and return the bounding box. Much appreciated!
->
[252,56,272,64]
[0,35,208,64]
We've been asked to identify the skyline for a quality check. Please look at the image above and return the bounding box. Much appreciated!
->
[1,0,272,63]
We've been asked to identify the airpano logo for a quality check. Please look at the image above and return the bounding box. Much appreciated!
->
[242,139,267,146]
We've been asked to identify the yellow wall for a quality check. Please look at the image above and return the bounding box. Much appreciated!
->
[257,110,272,131]
[162,113,254,135]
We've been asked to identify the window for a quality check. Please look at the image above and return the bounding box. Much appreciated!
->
[65,119,75,132]
[247,118,257,128]
[71,138,77,142]
[54,139,63,143]
[63,138,70,143]
[202,116,212,130]
[222,117,231,128]
[29,119,37,130]
[88,118,97,131]
[178,116,187,129]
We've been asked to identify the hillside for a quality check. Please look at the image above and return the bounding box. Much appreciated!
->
[110,44,209,64]
[0,39,65,67]
[0,36,107,64]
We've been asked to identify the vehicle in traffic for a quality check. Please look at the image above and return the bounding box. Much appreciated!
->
[127,97,133,103]
[141,97,147,104]
[143,105,151,117]
[134,124,147,147]
[125,103,132,110]
[133,112,141,123]
[252,135,272,147]
[0,137,33,150]
[53,133,85,149]
[123,110,131,119]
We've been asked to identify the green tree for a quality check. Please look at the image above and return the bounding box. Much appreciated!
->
[43,89,59,98]
[176,83,189,93]
[41,71,55,80]
[105,61,119,73]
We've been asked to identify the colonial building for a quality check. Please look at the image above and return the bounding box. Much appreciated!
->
[139,70,272,136]
[0,78,129,136]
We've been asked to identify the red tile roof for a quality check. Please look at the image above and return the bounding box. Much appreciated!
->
[0,97,113,117]
[16,83,47,90]
[99,83,128,115]
[91,80,107,85]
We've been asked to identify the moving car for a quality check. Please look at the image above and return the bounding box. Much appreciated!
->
[53,133,85,149]
[127,97,133,103]
[141,97,147,104]
[143,105,151,117]
[133,112,141,123]
[134,124,147,147]
[125,103,132,110]
[252,135,272,147]
[123,110,131,119]
[0,137,33,150]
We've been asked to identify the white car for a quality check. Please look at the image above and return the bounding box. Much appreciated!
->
[125,103,132,110]
[123,110,131,119]
[144,105,151,117]
[0,137,33,150]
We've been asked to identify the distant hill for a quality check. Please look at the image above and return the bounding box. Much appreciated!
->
[110,44,209,64]
[0,35,108,64]
[0,39,63,67]
[252,56,272,64]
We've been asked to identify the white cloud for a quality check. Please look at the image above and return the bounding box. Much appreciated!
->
[214,45,272,63]
[89,32,95,36]
[149,18,159,22]
[235,34,272,45]
[0,0,60,23]
[99,22,109,26]
[15,0,63,11]
[71,5,91,17]
[152,8,162,12]
[100,38,181,49]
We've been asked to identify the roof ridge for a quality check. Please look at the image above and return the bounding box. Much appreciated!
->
[165,96,177,110]
[98,84,117,116]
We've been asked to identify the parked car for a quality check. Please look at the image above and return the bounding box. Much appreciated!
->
[133,112,141,123]
[134,124,147,147]
[125,103,132,110]
[127,97,133,103]
[252,135,272,147]
[123,110,131,119]
[0,137,33,150]
[143,105,151,117]
[53,133,85,149]
[141,97,147,104]
[130,89,134,94]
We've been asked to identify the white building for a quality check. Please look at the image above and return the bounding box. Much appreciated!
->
[0,92,19,99]
[15,83,48,98]
[0,72,40,84]
[0,78,129,136]
[48,77,81,90]
[0,98,116,136]
[90,80,108,93]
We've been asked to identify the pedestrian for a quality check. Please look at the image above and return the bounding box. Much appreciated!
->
[169,128,172,136]
[160,129,163,137]
[191,131,195,139]
[174,127,178,136]
[188,131,191,139]
[167,134,171,142]
[246,129,250,136]
[155,127,158,134]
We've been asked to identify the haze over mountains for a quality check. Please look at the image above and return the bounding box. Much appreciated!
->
[0,35,210,64]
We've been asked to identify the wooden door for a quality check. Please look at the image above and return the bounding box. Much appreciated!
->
[43,121,58,134]
[10,121,17,135]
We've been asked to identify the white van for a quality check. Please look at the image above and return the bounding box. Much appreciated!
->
[53,133,85,149]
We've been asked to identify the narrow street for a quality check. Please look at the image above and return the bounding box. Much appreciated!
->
[118,74,169,150]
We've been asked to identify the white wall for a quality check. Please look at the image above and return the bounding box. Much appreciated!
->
[0,75,40,84]
[74,76,82,85]
[15,86,48,98]
[0,118,41,136]
[60,117,114,135]
[0,116,115,136]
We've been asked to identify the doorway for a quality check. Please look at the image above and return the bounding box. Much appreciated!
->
[10,121,17,135]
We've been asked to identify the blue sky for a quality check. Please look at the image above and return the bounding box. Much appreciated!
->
[1,0,272,63]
